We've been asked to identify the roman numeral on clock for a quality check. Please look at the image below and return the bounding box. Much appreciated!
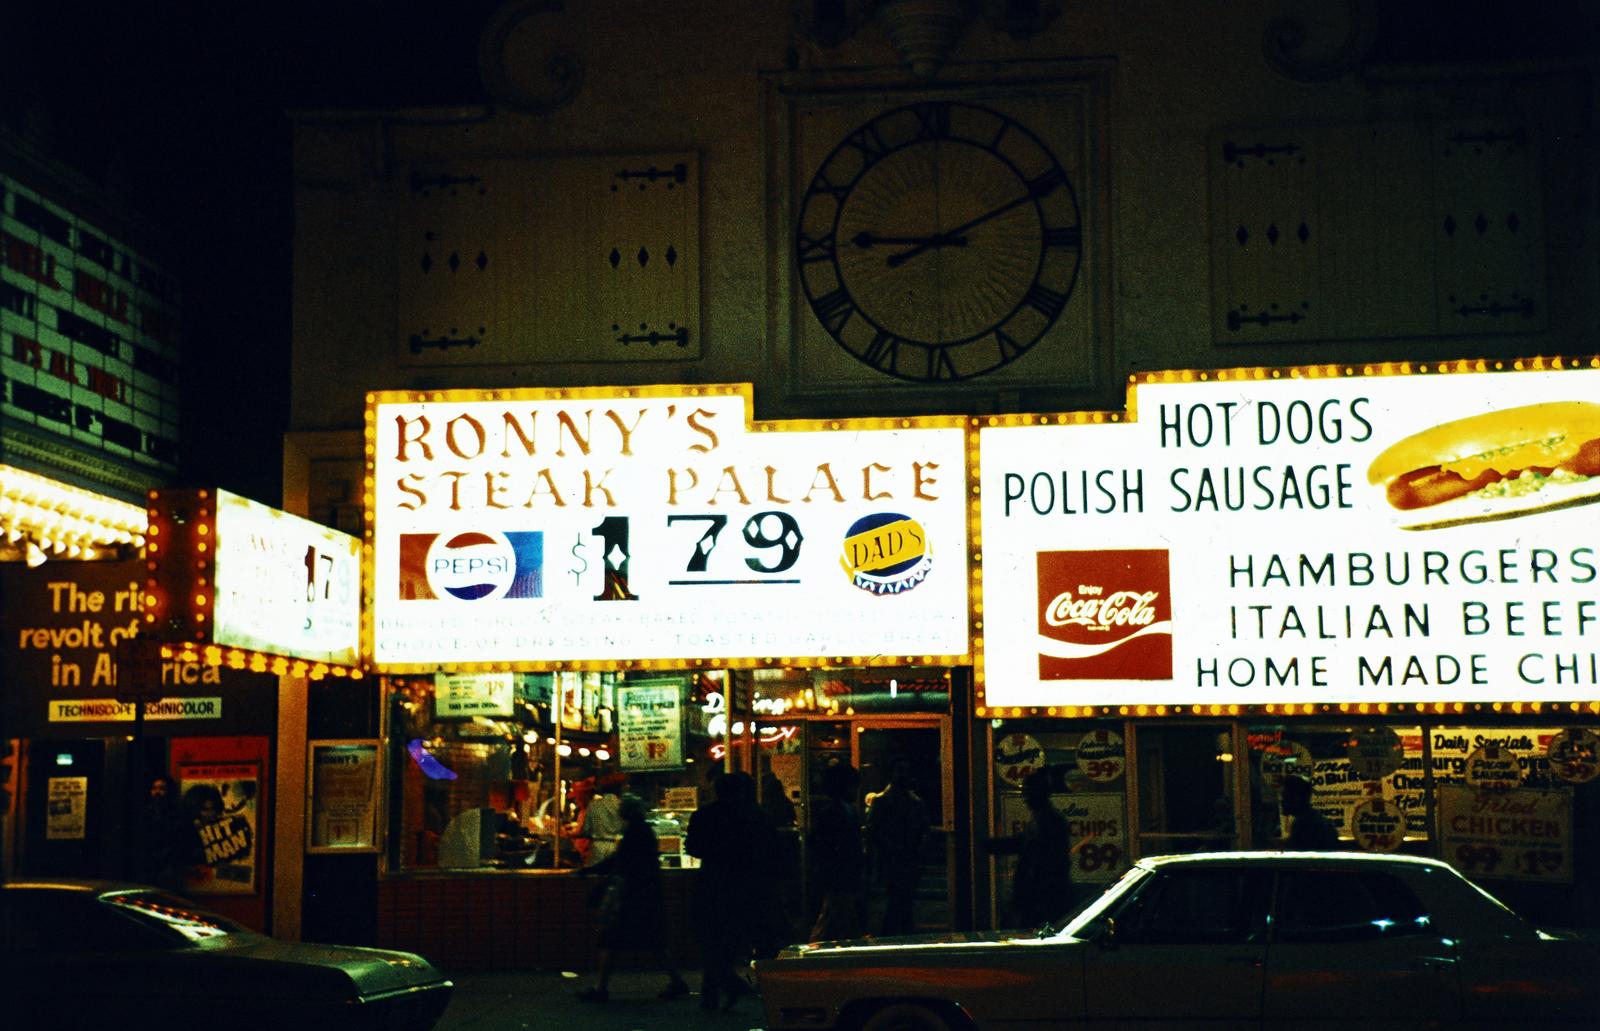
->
[1042,225,1081,249]
[812,288,856,333]
[1024,283,1068,319]
[797,231,836,264]
[994,329,1027,363]
[805,171,851,203]
[912,102,951,141]
[863,331,903,371]
[925,345,959,380]
[1028,167,1067,198]
[844,124,891,163]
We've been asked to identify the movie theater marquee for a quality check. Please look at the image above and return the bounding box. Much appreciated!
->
[978,362,1600,711]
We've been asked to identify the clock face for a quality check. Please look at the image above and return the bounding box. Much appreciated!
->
[797,101,1082,382]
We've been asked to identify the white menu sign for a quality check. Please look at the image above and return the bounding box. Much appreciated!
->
[213,490,360,665]
[980,362,1600,710]
[367,386,969,668]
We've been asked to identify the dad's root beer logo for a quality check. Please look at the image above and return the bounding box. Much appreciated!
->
[1037,549,1172,680]
[839,513,932,595]
[399,531,543,601]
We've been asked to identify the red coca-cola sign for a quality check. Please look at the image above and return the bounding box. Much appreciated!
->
[1037,549,1172,680]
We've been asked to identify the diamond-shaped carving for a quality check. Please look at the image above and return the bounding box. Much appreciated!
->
[1236,225,1249,246]
[1474,212,1488,235]
[1443,215,1457,236]
[448,250,461,272]
[666,245,678,265]
[1266,223,1280,245]
[609,248,621,269]
[475,250,488,272]
[1297,222,1310,243]
[637,247,649,267]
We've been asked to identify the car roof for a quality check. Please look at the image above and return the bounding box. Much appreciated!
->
[1137,850,1453,872]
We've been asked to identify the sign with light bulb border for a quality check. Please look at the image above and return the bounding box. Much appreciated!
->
[364,384,971,671]
[977,356,1600,715]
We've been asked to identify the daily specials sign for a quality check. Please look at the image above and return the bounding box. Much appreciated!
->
[366,385,969,668]
[979,361,1600,710]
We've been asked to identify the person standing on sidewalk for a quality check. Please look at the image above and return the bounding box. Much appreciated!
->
[576,794,689,1003]
[685,771,761,1010]
[983,768,1073,929]
[807,762,865,942]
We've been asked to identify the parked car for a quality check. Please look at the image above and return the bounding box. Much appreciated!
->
[756,851,1599,1030]
[0,879,453,1031]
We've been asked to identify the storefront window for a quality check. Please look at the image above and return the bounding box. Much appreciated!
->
[1245,724,1424,852]
[384,670,722,872]
[989,720,1131,921]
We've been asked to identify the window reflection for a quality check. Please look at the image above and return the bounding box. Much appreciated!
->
[104,891,242,943]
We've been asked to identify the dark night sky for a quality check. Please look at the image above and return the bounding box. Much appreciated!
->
[3,2,1593,506]
[1,2,498,505]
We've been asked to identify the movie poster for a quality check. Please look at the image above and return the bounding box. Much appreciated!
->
[179,762,260,894]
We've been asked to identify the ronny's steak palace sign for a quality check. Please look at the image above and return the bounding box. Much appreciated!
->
[978,361,1600,711]
[366,385,969,670]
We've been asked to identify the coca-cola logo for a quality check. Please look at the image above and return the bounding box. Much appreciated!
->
[1045,590,1161,632]
[1037,550,1172,681]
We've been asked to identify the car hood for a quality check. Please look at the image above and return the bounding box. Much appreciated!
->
[771,928,1062,961]
[210,936,449,998]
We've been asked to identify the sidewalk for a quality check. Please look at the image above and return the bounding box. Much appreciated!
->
[432,968,768,1031]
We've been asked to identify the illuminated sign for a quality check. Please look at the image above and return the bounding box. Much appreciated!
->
[147,488,361,670]
[433,672,515,718]
[213,490,359,665]
[979,360,1600,711]
[366,385,969,669]
[1,172,180,473]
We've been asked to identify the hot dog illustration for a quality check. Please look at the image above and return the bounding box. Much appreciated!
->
[1366,401,1600,528]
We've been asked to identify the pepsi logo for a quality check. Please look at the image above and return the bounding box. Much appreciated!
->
[398,530,544,602]
[426,531,518,600]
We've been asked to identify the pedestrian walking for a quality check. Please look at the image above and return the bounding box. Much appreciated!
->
[984,768,1073,929]
[577,775,626,867]
[1281,775,1339,849]
[685,771,760,1009]
[865,758,929,936]
[807,761,865,942]
[575,794,688,1003]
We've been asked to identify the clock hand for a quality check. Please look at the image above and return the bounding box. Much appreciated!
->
[852,230,969,249]
[885,189,1040,268]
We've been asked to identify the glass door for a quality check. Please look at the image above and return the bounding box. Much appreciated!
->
[858,722,947,934]
[796,718,953,936]
[1128,722,1243,859]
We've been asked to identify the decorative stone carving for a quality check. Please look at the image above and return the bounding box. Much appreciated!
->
[478,0,584,115]
[872,0,976,78]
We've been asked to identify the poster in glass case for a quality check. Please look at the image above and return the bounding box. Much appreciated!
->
[307,740,380,853]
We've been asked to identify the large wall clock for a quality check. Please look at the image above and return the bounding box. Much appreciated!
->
[796,101,1082,382]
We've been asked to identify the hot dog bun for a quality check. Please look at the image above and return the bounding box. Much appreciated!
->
[1367,401,1600,530]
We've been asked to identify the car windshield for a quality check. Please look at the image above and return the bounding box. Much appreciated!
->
[1054,865,1152,938]
[102,891,247,943]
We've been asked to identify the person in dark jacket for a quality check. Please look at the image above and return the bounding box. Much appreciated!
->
[807,761,865,942]
[1282,775,1340,849]
[136,773,189,893]
[576,794,688,1003]
[865,758,929,935]
[686,771,764,1010]
[985,768,1074,928]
